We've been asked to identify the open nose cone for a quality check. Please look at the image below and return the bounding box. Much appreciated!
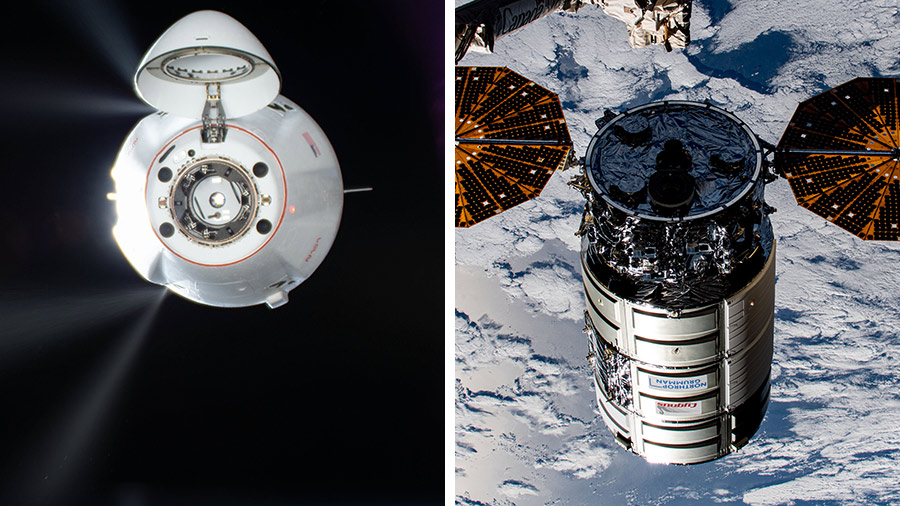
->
[134,10,281,119]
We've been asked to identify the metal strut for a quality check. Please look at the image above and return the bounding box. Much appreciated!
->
[201,83,227,143]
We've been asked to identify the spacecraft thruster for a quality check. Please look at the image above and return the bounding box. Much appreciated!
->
[455,66,573,227]
[571,102,776,464]
[109,11,343,308]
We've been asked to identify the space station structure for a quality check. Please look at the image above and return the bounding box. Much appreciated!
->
[571,101,776,464]
[455,0,692,63]
[109,11,342,308]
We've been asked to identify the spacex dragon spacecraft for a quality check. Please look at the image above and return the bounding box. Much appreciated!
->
[109,11,343,308]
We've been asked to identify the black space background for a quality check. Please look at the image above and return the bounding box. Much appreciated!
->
[0,1,444,505]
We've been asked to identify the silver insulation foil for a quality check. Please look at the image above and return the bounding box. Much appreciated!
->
[587,318,633,409]
[576,101,776,309]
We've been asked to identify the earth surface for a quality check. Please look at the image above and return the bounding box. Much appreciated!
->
[455,1,900,504]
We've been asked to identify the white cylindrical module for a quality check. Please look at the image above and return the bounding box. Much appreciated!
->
[576,101,776,464]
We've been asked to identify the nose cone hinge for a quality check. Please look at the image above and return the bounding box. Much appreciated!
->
[201,83,227,143]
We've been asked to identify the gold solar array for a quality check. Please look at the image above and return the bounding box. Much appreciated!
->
[776,77,900,240]
[455,66,572,228]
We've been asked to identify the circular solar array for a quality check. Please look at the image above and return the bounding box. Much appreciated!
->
[454,66,572,227]
[776,77,900,240]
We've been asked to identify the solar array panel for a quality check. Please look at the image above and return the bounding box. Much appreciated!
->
[776,77,900,240]
[455,66,572,227]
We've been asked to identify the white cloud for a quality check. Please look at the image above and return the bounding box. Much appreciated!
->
[535,432,614,479]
